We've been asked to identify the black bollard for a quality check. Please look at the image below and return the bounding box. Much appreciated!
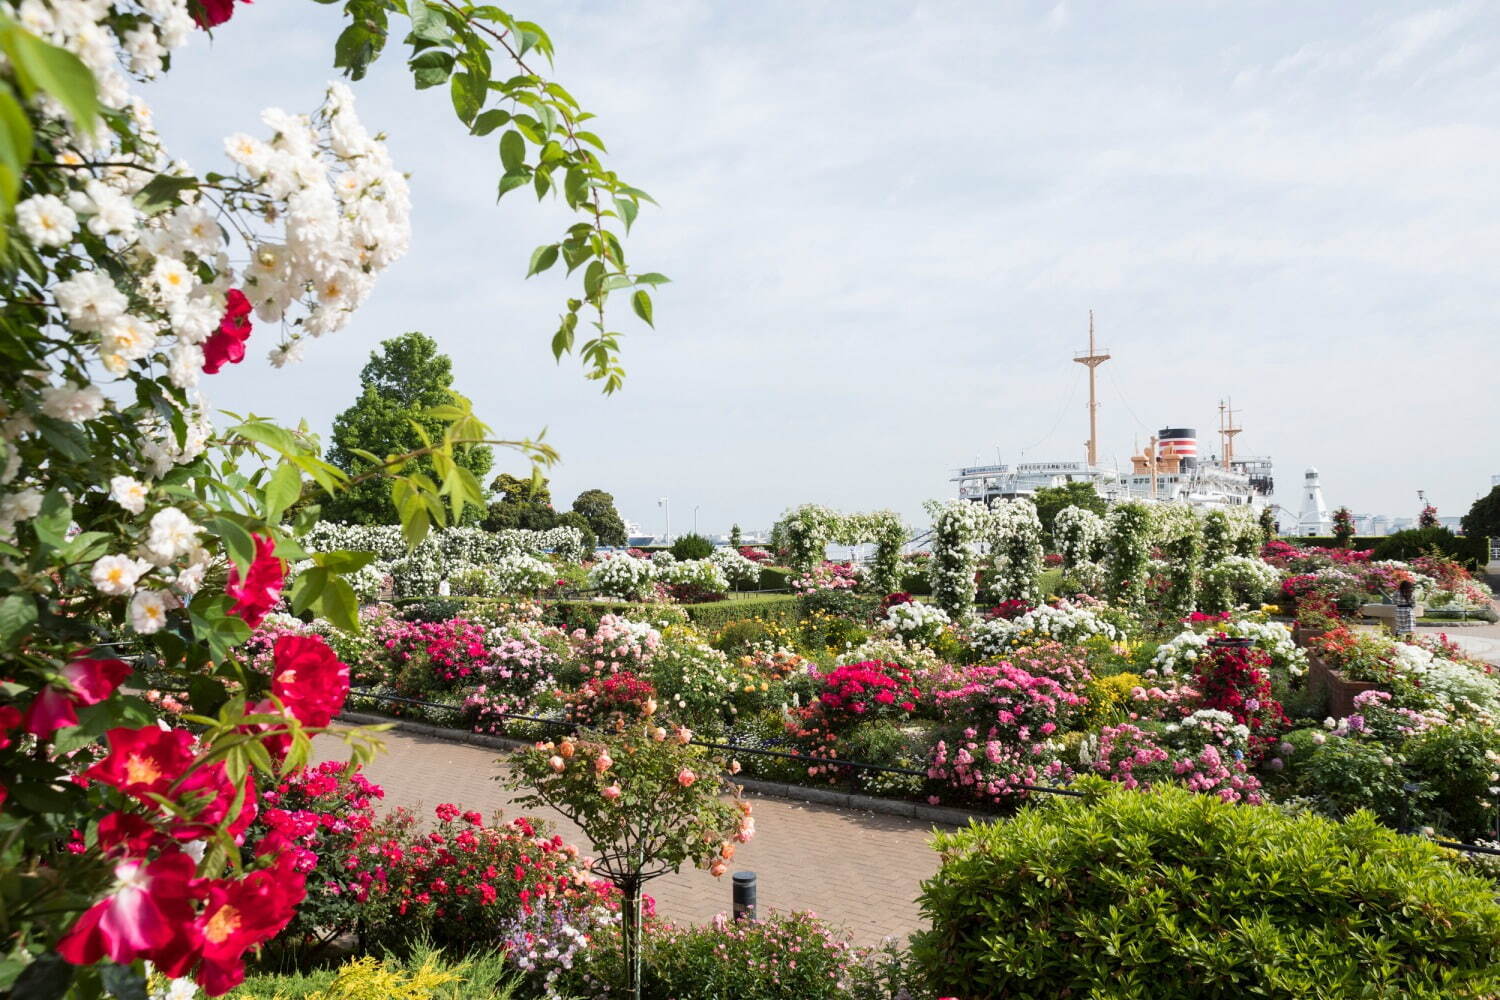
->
[732,871,757,921]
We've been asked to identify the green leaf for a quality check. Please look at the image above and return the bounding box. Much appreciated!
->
[313,549,375,573]
[32,489,71,548]
[631,289,654,328]
[496,168,530,200]
[470,108,511,135]
[205,516,256,573]
[563,165,589,209]
[527,243,559,277]
[450,71,484,123]
[134,173,198,215]
[188,676,229,718]
[0,22,98,133]
[408,1,448,43]
[318,576,360,633]
[634,272,672,286]
[0,593,36,645]
[289,566,329,614]
[409,48,455,89]
[9,951,74,1000]
[613,195,638,233]
[263,461,301,523]
[499,129,526,171]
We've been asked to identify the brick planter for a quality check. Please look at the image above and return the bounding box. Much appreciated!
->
[1306,654,1382,718]
[1292,626,1328,649]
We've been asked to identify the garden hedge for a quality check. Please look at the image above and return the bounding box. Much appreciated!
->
[1287,532,1490,568]
[680,594,803,633]
[912,779,1500,1000]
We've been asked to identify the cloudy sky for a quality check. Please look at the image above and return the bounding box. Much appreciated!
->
[147,1,1500,536]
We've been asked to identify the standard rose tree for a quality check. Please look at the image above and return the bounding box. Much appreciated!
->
[506,724,753,1000]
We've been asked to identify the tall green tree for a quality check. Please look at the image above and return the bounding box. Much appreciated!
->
[572,488,628,546]
[483,472,559,531]
[323,332,493,524]
[1033,482,1107,542]
[1462,487,1500,540]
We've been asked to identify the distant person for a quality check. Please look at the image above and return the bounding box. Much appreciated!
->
[1393,579,1416,638]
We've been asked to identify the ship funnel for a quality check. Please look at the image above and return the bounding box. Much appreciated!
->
[1157,428,1198,471]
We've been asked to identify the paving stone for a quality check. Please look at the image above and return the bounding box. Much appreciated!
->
[314,729,952,946]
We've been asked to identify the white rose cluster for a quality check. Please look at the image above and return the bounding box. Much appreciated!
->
[1202,555,1282,608]
[708,545,763,589]
[880,601,952,642]
[657,558,730,595]
[587,552,657,600]
[1150,619,1307,678]
[967,600,1121,659]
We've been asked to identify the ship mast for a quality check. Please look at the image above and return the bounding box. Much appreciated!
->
[1073,310,1111,468]
[1218,398,1242,471]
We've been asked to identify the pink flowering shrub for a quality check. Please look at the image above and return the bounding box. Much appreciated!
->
[927,726,1069,804]
[790,561,861,595]
[1087,724,1174,789]
[463,624,567,734]
[569,614,662,679]
[370,617,490,696]
[930,662,1081,742]
[1087,722,1262,803]
[1005,641,1092,690]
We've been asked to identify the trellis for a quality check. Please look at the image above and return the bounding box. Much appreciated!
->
[771,504,907,594]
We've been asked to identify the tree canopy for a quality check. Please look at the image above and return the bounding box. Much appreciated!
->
[572,488,628,546]
[323,332,493,524]
[1032,482,1107,541]
[1462,487,1500,540]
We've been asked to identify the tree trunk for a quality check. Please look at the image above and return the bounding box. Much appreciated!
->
[620,875,643,1000]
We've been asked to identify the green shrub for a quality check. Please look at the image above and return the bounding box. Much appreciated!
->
[913,780,1500,1000]
[712,618,772,656]
[1370,527,1488,569]
[228,945,519,999]
[670,532,715,560]
[1405,722,1500,840]
[756,565,793,591]
[563,912,871,1000]
[540,599,688,631]
[681,595,802,633]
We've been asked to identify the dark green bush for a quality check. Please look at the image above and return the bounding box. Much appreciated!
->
[711,618,772,656]
[1370,527,1488,568]
[669,532,714,560]
[913,779,1500,1000]
[1405,722,1500,840]
[756,565,793,591]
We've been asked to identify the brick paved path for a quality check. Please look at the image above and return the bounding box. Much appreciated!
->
[313,730,951,946]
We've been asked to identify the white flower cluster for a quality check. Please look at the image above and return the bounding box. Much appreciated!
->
[224,82,411,359]
[924,498,991,620]
[1164,708,1252,755]
[489,553,557,595]
[649,549,677,566]
[304,523,585,566]
[88,503,214,635]
[708,545,763,589]
[1203,556,1282,607]
[14,0,194,114]
[987,498,1043,604]
[1054,505,1105,571]
[587,552,656,600]
[1150,619,1307,678]
[879,601,952,642]
[1388,642,1500,718]
[966,601,1121,659]
[657,558,729,595]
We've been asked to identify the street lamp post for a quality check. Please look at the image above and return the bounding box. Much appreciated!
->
[693,505,700,536]
[657,497,670,545]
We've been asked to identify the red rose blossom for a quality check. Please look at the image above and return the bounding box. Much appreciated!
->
[201,289,254,374]
[192,0,252,31]
[271,634,350,729]
[225,533,283,627]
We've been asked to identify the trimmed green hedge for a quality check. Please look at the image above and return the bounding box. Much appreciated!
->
[913,780,1500,999]
[680,594,802,633]
[756,565,793,591]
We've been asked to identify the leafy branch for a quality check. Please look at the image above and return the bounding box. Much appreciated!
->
[322,0,670,393]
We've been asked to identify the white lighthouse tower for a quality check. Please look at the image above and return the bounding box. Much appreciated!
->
[1294,467,1331,537]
